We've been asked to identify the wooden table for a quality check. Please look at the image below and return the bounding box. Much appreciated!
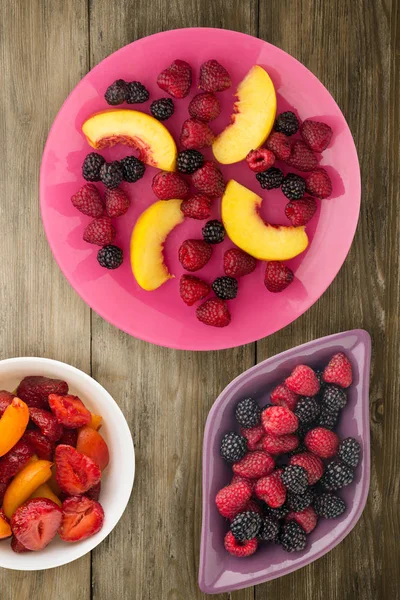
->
[0,0,398,598]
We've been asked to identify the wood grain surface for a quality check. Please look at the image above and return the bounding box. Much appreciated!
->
[0,0,398,599]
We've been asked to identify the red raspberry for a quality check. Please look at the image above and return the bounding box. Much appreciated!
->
[266,132,291,160]
[152,171,189,200]
[178,239,212,271]
[255,470,286,508]
[29,408,63,442]
[196,298,231,328]
[286,140,318,171]
[83,217,116,246]
[286,506,317,533]
[224,530,258,557]
[180,119,215,149]
[215,480,252,519]
[191,161,225,197]
[181,194,211,220]
[305,168,332,199]
[23,430,54,461]
[231,474,255,493]
[264,262,294,293]
[260,433,299,455]
[0,440,34,483]
[224,248,257,278]
[17,376,68,410]
[285,365,320,396]
[179,274,210,306]
[240,424,265,451]
[232,451,275,479]
[304,427,339,458]
[261,406,298,436]
[300,120,333,152]
[323,352,353,388]
[270,384,298,411]
[188,92,221,121]
[199,59,231,92]
[246,148,275,173]
[285,197,317,226]
[71,184,104,218]
[289,452,324,485]
[104,188,130,217]
[157,59,192,98]
[0,390,14,417]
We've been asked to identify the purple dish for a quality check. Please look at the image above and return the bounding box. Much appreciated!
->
[199,330,371,595]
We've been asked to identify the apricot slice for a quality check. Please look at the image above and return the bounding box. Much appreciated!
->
[88,413,103,431]
[3,459,53,519]
[76,426,109,471]
[0,398,29,457]
[0,509,11,540]
[30,483,62,507]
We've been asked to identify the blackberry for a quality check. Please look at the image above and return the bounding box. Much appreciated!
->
[320,459,354,491]
[202,220,225,244]
[264,504,289,520]
[314,369,325,389]
[177,150,204,174]
[82,152,105,182]
[274,111,299,136]
[97,245,123,269]
[281,465,308,495]
[296,423,312,440]
[120,156,146,183]
[287,487,315,512]
[100,161,124,189]
[150,98,174,121]
[258,516,279,542]
[322,385,347,412]
[281,173,306,200]
[317,406,339,430]
[338,437,361,468]
[279,521,307,552]
[230,511,262,542]
[235,398,261,428]
[105,79,128,105]
[256,167,284,190]
[126,81,149,104]
[314,493,346,518]
[212,276,238,300]
[261,403,274,411]
[220,431,247,463]
[295,397,321,424]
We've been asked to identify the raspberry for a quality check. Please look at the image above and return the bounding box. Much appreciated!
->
[199,59,231,92]
[258,516,279,541]
[17,376,68,410]
[255,470,286,508]
[223,248,257,278]
[224,530,258,557]
[256,167,284,190]
[314,493,346,518]
[246,148,275,173]
[220,431,247,462]
[286,487,315,512]
[196,298,231,328]
[152,171,189,200]
[274,111,299,136]
[97,245,123,269]
[192,161,225,197]
[126,81,149,104]
[230,511,262,542]
[262,406,298,436]
[231,475,255,494]
[294,396,321,424]
[305,168,332,199]
[322,385,347,412]
[240,424,265,451]
[180,119,215,149]
[289,452,324,485]
[212,276,238,300]
[104,79,128,105]
[82,153,105,182]
[304,427,339,458]
[320,459,354,491]
[120,155,145,183]
[286,505,317,534]
[181,195,211,220]
[270,384,298,411]
[285,197,317,226]
[235,398,261,428]
[178,239,212,271]
[301,119,333,152]
[286,140,318,171]
[338,437,361,468]
[285,365,320,396]
[71,184,104,218]
[260,433,299,455]
[279,521,307,552]
[202,219,225,244]
[12,498,62,551]
[83,217,116,246]
[179,274,210,306]
[157,59,192,99]
[29,407,63,442]
[189,92,221,121]
[281,173,306,200]
[104,188,130,217]
[323,352,353,388]
[264,262,294,293]
[100,161,123,189]
[233,451,275,480]
[150,98,174,121]
[266,132,291,160]
[177,150,204,174]
[281,465,308,495]
[317,406,339,430]
[265,504,289,520]
[215,481,252,519]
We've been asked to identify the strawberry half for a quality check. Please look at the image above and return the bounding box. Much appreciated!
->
[55,444,101,495]
[59,495,104,542]
[29,407,63,442]
[17,376,68,410]
[11,498,62,551]
[49,394,91,428]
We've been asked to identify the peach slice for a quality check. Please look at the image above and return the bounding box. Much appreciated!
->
[30,483,62,507]
[3,459,53,519]
[76,426,109,471]
[221,180,309,261]
[0,509,11,540]
[0,398,29,457]
[88,413,103,431]
[213,65,276,164]
[131,199,184,291]
[82,109,177,171]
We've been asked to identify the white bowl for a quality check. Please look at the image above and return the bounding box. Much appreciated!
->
[0,357,135,570]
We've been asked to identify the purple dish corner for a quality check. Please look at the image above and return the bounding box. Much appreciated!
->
[199,330,371,595]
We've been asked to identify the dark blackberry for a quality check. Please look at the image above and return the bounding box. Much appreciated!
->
[287,487,315,512]
[322,385,347,412]
[314,493,346,518]
[296,423,312,440]
[212,276,238,300]
[279,521,307,552]
[281,173,306,200]
[220,432,247,463]
[126,81,149,104]
[202,220,225,244]
[281,465,308,495]
[256,167,284,190]
[314,369,325,389]
[177,150,204,174]
[338,437,361,468]
[264,504,289,520]
[120,156,146,183]
[235,398,261,428]
[261,403,274,411]
[320,459,354,491]
[274,111,299,136]
[105,79,128,105]
[150,98,174,121]
[230,511,262,542]
[295,397,321,424]
[317,406,339,430]
[258,516,279,542]
[82,152,105,182]
[97,245,123,270]
[100,161,124,189]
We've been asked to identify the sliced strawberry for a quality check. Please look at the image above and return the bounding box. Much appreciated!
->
[11,498,62,551]
[0,390,15,417]
[58,428,78,447]
[55,445,101,495]
[23,430,55,460]
[11,536,31,553]
[48,394,91,428]
[29,408,63,442]
[17,376,68,409]
[85,481,101,501]
[76,426,109,471]
[0,439,35,483]
[0,482,7,505]
[59,495,104,542]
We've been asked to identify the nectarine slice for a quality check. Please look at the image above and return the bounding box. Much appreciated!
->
[3,459,53,519]
[0,509,11,540]
[30,483,62,507]
[76,426,109,471]
[0,398,29,457]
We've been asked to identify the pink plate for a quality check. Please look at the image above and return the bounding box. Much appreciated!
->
[40,28,361,350]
